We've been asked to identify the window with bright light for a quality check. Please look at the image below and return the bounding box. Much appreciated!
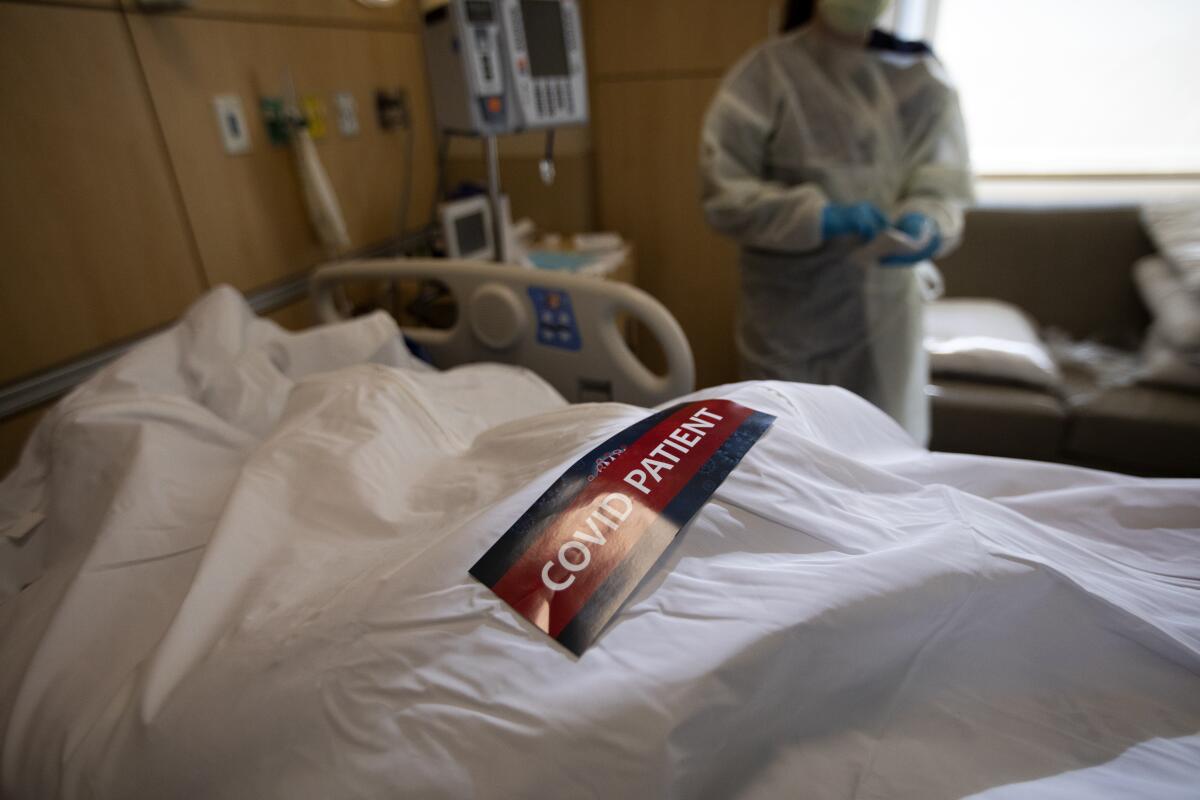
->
[930,0,1200,176]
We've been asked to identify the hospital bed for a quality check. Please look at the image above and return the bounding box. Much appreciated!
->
[0,263,1197,799]
[310,258,696,407]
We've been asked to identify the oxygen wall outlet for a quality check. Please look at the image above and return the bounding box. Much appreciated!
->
[260,97,290,145]
[212,94,251,155]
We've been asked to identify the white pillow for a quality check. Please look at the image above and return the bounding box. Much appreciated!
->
[925,298,1061,389]
[1138,330,1200,392]
[1141,203,1200,292]
[1133,255,1200,352]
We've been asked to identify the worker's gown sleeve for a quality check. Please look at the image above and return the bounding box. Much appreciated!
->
[892,58,974,255]
[699,50,829,253]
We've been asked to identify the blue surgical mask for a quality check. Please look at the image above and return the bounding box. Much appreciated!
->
[819,0,891,37]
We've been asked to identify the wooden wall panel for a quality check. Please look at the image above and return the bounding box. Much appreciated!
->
[13,0,116,8]
[586,1,788,388]
[0,406,47,479]
[129,16,437,291]
[592,78,740,388]
[0,3,206,384]
[264,299,315,330]
[444,152,594,236]
[118,0,418,27]
[444,127,594,235]
[18,0,115,7]
[586,0,780,78]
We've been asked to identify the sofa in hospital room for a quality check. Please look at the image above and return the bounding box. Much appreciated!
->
[926,205,1200,477]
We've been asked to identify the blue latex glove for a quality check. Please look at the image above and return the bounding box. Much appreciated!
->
[882,212,941,266]
[820,202,889,243]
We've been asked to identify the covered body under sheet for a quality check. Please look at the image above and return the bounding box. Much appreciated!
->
[1,288,1197,799]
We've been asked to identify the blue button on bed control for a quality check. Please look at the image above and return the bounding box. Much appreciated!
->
[528,287,582,352]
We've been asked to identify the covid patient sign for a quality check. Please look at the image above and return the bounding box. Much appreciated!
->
[470,400,775,656]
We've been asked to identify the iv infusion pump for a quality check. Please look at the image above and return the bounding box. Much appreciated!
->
[423,0,589,136]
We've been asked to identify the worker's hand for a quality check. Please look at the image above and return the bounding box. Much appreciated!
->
[820,202,889,243]
[881,212,941,266]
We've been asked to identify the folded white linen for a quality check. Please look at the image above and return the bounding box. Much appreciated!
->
[925,298,1061,388]
[1,288,1197,800]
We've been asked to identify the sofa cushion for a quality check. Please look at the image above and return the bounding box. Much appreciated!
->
[1066,385,1200,476]
[929,379,1067,461]
[937,207,1153,345]
[1139,333,1200,392]
[926,298,1062,389]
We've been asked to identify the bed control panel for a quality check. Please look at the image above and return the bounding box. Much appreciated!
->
[312,259,695,408]
[529,286,582,351]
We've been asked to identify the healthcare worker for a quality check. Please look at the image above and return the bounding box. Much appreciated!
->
[699,0,972,443]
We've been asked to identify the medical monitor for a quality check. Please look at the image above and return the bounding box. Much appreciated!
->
[521,1,569,77]
[439,196,495,261]
[423,0,589,135]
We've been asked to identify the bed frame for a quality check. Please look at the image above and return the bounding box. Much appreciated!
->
[311,259,695,407]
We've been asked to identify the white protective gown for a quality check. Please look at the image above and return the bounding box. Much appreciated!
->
[700,26,973,443]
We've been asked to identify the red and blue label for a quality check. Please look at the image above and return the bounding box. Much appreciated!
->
[470,399,775,656]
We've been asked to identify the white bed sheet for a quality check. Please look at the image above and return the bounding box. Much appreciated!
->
[1,287,1198,799]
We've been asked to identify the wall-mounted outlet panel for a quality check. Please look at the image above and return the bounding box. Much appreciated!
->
[212,94,251,155]
[333,92,360,137]
[375,88,409,131]
[260,97,290,146]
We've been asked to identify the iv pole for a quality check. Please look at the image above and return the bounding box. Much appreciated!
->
[481,128,555,264]
[483,134,506,264]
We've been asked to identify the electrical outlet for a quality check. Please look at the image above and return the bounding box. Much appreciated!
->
[333,92,360,137]
[375,88,410,131]
[212,94,251,155]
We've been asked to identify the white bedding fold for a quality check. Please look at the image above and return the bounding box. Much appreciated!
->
[1,288,1197,799]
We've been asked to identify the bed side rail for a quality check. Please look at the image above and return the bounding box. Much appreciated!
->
[311,258,695,407]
